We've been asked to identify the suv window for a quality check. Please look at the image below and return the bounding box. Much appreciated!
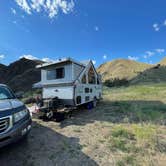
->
[0,86,15,100]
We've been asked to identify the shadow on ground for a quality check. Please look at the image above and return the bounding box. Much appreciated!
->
[0,122,98,166]
[60,100,166,128]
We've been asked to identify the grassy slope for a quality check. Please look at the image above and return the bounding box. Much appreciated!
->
[131,66,166,85]
[97,59,152,81]
[101,84,166,165]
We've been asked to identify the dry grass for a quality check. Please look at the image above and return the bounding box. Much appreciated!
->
[97,59,151,81]
[0,84,166,166]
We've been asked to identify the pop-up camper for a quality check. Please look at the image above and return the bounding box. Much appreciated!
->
[35,58,102,119]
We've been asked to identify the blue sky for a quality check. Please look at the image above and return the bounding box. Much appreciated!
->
[0,0,166,66]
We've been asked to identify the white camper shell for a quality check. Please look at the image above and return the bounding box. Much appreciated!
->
[36,58,102,107]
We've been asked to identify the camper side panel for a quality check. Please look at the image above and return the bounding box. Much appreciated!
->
[43,86,75,106]
[75,84,102,106]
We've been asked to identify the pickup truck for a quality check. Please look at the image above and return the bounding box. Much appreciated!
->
[0,84,31,148]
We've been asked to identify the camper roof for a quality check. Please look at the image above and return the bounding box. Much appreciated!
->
[37,57,87,69]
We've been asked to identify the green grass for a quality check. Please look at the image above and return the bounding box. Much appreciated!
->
[116,154,137,166]
[96,84,166,165]
[102,84,166,125]
[108,124,156,153]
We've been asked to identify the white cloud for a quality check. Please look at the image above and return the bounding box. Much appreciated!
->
[155,48,165,54]
[103,54,107,60]
[11,8,17,15]
[15,0,31,14]
[153,24,158,28]
[153,23,160,31]
[20,54,55,62]
[145,51,155,57]
[94,26,99,31]
[42,57,54,63]
[20,54,38,60]
[143,48,165,59]
[163,20,166,26]
[128,56,139,61]
[153,19,166,31]
[0,54,5,60]
[146,51,154,57]
[92,60,96,65]
[15,0,75,18]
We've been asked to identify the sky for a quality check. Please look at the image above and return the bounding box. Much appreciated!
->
[0,0,166,66]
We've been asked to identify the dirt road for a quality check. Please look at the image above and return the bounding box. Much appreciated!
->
[0,117,98,166]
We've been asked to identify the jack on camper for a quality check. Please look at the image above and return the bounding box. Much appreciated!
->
[34,58,102,119]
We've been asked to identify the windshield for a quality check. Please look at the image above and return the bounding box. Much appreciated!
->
[0,86,15,100]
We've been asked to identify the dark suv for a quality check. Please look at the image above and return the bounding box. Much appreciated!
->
[0,84,31,148]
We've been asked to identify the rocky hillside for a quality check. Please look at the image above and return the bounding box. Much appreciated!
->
[0,58,43,92]
[0,64,7,83]
[97,59,152,81]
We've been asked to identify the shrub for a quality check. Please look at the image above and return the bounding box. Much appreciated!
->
[104,78,129,87]
[112,127,134,140]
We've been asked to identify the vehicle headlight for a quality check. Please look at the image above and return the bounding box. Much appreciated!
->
[13,109,28,123]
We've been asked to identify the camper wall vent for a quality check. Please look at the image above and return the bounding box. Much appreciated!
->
[85,88,90,93]
[85,96,90,101]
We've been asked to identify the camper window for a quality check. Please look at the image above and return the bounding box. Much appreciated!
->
[82,74,86,84]
[47,67,65,80]
[56,67,65,79]
[47,70,56,80]
[88,67,96,84]
[85,88,89,93]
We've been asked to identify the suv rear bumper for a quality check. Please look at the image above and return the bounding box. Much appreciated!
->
[0,116,32,148]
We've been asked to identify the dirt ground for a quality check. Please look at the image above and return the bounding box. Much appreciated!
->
[0,106,106,166]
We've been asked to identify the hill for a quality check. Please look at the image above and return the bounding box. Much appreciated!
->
[0,64,7,82]
[97,59,152,81]
[159,57,166,66]
[0,58,43,92]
